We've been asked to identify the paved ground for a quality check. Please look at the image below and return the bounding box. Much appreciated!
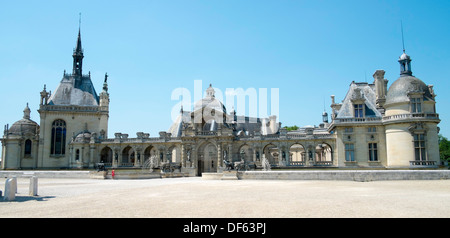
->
[1,177,450,218]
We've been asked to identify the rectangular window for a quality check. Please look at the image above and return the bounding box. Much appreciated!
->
[414,133,426,161]
[24,139,32,155]
[345,144,355,162]
[344,127,353,133]
[411,98,422,113]
[368,143,378,161]
[368,127,376,133]
[354,104,364,118]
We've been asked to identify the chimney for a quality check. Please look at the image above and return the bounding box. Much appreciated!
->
[373,70,388,108]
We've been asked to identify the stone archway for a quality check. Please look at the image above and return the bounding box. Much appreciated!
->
[121,146,135,167]
[143,145,159,169]
[289,143,306,166]
[197,142,217,176]
[263,143,279,166]
[315,142,333,166]
[100,146,113,166]
[238,144,253,162]
[168,145,182,163]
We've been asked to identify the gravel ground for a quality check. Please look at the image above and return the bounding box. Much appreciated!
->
[1,177,450,218]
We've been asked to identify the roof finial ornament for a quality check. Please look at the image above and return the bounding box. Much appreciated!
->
[401,20,406,53]
[23,103,31,119]
[79,12,82,32]
[398,21,412,77]
[102,73,109,92]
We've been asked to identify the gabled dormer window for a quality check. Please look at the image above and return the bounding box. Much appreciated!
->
[354,104,364,118]
[410,97,422,113]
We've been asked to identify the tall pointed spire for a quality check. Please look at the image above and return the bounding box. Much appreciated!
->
[398,21,412,77]
[73,13,84,76]
[401,20,406,53]
[75,29,82,54]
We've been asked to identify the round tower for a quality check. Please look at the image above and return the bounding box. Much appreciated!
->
[384,52,440,168]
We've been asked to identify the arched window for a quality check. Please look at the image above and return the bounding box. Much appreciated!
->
[24,139,32,155]
[51,119,66,155]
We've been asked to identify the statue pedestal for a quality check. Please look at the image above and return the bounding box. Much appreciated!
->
[221,171,238,180]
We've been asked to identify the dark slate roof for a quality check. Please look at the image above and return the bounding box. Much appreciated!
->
[385,75,433,106]
[335,82,382,118]
[48,74,99,106]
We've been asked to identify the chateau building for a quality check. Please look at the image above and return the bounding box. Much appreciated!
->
[1,30,441,175]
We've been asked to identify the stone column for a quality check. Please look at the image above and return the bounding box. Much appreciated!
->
[217,143,222,171]
[228,144,233,162]
[89,144,95,168]
[192,147,197,168]
[253,145,261,167]
[181,144,186,168]
[135,151,141,167]
[134,146,142,167]
[159,146,167,163]
[278,147,283,166]
[307,145,315,166]
[17,140,22,169]
[285,146,290,166]
[69,145,74,168]
[80,146,84,167]
[119,147,124,167]
[112,147,119,168]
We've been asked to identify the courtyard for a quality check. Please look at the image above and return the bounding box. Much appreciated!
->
[1,176,449,218]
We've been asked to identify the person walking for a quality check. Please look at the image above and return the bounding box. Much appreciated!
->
[111,169,115,179]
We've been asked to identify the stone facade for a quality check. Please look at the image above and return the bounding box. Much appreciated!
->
[0,31,441,174]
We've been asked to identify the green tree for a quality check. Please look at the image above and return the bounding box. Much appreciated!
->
[283,125,299,131]
[439,134,450,163]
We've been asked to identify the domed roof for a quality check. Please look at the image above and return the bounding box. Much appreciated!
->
[194,84,226,112]
[73,131,92,143]
[193,97,227,113]
[399,52,410,60]
[193,84,227,114]
[385,75,432,106]
[8,104,39,136]
[9,119,39,135]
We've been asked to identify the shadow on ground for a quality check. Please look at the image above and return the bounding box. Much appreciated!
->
[0,196,55,203]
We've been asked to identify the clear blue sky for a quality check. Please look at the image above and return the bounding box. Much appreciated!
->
[1,0,449,142]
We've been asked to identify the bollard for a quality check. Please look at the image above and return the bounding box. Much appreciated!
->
[11,177,17,193]
[4,178,16,201]
[29,176,38,196]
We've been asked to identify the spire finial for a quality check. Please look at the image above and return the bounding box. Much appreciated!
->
[23,103,31,119]
[398,22,413,77]
[401,20,406,53]
[73,13,84,76]
[79,12,82,32]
